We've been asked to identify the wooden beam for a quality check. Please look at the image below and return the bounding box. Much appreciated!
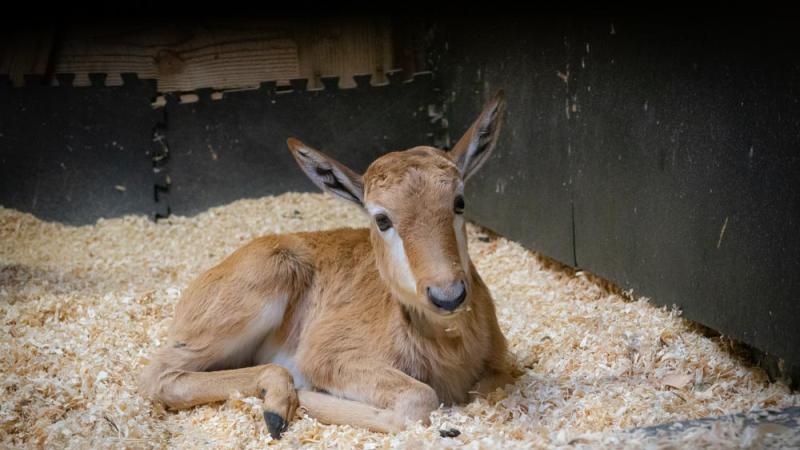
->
[7,19,396,93]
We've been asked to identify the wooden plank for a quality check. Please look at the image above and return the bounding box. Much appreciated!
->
[40,19,393,93]
[294,18,393,89]
[0,28,55,86]
[53,21,300,91]
[391,18,433,81]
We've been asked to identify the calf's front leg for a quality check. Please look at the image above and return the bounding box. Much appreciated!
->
[296,390,406,433]
[308,361,440,430]
[140,360,298,438]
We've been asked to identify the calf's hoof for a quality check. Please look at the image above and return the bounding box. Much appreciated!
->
[263,411,288,439]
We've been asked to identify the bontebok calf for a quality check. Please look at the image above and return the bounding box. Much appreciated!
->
[140,90,514,438]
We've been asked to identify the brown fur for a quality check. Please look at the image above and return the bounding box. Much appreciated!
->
[139,90,513,435]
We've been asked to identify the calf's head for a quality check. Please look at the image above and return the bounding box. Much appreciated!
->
[287,90,506,317]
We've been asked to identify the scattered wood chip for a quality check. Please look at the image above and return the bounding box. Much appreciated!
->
[1,192,797,448]
[661,373,693,390]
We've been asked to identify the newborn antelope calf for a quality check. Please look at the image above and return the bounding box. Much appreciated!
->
[139,90,514,438]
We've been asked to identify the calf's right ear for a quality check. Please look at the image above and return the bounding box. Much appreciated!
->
[286,138,365,207]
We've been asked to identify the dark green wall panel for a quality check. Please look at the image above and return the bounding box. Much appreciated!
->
[436,16,800,386]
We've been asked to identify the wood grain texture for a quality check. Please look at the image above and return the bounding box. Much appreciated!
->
[6,19,396,93]
[0,28,55,86]
[53,21,298,91]
[294,18,393,89]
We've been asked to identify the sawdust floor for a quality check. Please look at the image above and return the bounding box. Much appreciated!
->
[1,193,798,449]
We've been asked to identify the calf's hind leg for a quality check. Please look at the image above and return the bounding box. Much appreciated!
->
[139,235,314,438]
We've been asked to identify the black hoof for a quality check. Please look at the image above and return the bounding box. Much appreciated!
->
[263,411,288,439]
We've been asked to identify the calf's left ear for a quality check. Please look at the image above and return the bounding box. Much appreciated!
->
[286,138,364,206]
[449,90,507,180]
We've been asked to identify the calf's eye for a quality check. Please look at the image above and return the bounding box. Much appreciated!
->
[375,214,393,231]
[454,195,465,214]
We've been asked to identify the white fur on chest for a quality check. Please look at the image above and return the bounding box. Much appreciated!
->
[252,304,309,390]
[267,349,308,390]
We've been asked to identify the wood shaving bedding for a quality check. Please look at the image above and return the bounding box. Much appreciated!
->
[1,192,797,449]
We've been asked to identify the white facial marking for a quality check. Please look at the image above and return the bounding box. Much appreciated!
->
[454,214,470,275]
[453,184,469,275]
[385,227,418,294]
[366,203,417,294]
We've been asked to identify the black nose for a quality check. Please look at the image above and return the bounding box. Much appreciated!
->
[427,281,467,312]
